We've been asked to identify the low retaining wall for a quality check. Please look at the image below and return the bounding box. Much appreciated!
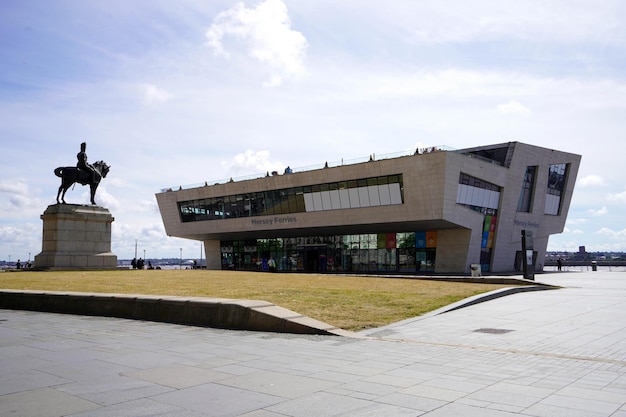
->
[0,290,351,336]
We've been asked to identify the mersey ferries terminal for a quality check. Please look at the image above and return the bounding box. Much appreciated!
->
[156,142,580,274]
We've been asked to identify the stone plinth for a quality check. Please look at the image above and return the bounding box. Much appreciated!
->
[34,204,117,270]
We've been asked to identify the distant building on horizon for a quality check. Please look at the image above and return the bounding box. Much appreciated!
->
[156,141,581,274]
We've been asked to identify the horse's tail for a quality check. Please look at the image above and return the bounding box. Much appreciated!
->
[54,167,64,177]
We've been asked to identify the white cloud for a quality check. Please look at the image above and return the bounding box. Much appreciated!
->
[140,83,172,106]
[0,223,40,259]
[220,149,284,176]
[496,100,532,116]
[578,174,608,187]
[141,223,166,240]
[597,227,626,238]
[8,194,35,209]
[0,179,29,196]
[320,69,623,107]
[588,206,608,216]
[90,186,119,210]
[0,179,42,211]
[263,75,283,88]
[392,0,624,45]
[607,186,626,204]
[206,0,308,86]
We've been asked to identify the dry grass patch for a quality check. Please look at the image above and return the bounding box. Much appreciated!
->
[1,270,512,331]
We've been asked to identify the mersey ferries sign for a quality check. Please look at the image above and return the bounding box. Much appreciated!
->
[251,216,298,227]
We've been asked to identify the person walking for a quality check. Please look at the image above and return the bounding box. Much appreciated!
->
[268,257,276,272]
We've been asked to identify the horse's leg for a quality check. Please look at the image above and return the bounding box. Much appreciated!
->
[61,185,68,204]
[60,178,71,204]
[57,184,63,204]
[90,184,97,205]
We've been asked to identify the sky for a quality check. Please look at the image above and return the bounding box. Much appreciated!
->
[1,0,626,263]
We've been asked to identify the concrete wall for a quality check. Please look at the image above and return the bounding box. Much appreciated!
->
[204,240,222,270]
[436,228,474,273]
[156,153,451,242]
[0,290,348,336]
[488,143,581,272]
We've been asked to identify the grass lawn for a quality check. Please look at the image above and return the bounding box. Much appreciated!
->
[1,270,513,331]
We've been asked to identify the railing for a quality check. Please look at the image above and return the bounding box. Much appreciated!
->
[159,145,455,193]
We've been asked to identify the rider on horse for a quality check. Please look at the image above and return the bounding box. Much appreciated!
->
[55,142,110,205]
[77,142,97,183]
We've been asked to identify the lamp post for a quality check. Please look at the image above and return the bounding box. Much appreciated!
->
[180,248,182,269]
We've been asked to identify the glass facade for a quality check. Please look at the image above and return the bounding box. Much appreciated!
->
[220,232,437,273]
[457,173,501,272]
[545,163,568,215]
[517,166,537,212]
[178,174,403,223]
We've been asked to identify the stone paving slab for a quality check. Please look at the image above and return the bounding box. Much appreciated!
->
[1,271,625,416]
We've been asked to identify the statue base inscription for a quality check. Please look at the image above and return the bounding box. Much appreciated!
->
[34,204,117,270]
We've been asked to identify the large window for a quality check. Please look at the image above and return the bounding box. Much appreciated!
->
[457,173,500,272]
[457,173,500,210]
[545,164,568,215]
[517,166,537,212]
[178,174,404,222]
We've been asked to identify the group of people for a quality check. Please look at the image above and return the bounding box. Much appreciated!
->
[12,259,31,269]
[131,257,154,270]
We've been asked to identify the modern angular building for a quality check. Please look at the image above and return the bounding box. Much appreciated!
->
[156,142,580,274]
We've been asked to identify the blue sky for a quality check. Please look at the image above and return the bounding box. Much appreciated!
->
[1,0,626,262]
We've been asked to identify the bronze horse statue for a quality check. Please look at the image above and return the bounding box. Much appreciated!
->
[54,160,110,205]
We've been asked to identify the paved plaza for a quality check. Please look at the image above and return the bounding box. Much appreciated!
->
[1,271,626,416]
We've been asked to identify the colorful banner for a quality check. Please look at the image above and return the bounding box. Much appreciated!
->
[415,231,426,248]
[484,215,492,232]
[386,233,396,249]
[482,231,489,248]
[426,231,437,248]
[487,215,497,248]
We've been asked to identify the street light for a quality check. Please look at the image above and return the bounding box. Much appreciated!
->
[180,248,182,269]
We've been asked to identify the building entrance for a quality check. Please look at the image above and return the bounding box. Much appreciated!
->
[220,232,439,274]
[296,245,334,272]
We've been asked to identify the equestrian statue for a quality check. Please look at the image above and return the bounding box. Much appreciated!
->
[55,142,110,205]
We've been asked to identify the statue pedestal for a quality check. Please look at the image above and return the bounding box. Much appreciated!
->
[34,204,118,270]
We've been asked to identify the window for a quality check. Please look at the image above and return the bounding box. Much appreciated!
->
[457,173,500,210]
[178,174,404,222]
[517,166,536,212]
[545,163,568,215]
